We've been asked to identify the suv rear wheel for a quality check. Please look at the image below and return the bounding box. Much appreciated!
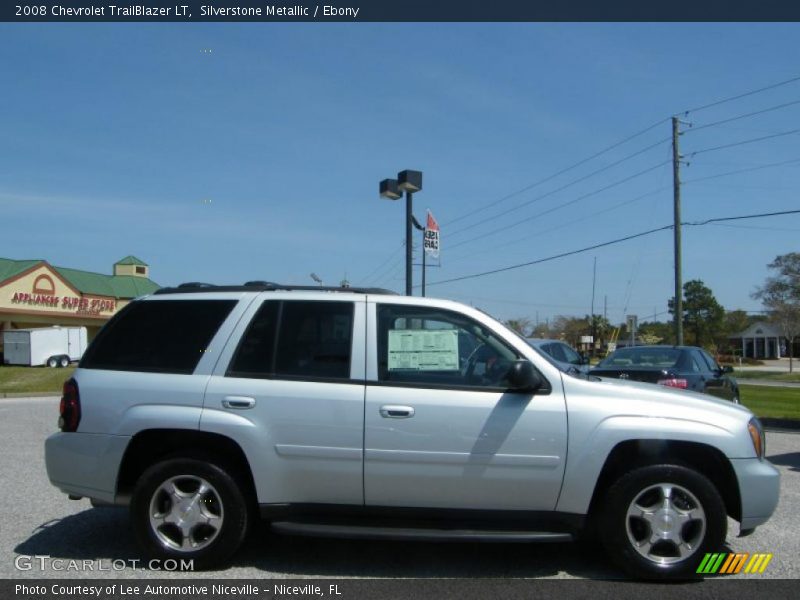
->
[599,464,727,580]
[130,457,249,569]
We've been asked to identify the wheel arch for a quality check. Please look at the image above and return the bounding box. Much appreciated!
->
[586,439,741,523]
[116,429,257,506]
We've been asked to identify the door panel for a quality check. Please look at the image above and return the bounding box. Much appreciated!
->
[364,302,568,511]
[365,385,567,510]
[202,296,367,505]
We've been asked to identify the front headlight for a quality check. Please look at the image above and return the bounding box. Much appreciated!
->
[748,417,766,459]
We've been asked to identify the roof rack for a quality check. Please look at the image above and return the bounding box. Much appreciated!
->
[153,282,398,295]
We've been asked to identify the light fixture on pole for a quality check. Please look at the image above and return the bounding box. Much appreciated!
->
[379,169,423,296]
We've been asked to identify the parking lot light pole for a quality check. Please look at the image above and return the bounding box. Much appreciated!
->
[379,170,423,296]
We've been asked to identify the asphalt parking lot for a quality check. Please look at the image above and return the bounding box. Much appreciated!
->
[2,396,798,580]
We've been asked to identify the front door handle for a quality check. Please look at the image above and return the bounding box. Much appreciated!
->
[222,396,256,409]
[380,405,415,418]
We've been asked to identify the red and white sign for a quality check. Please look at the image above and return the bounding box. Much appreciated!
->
[424,210,440,259]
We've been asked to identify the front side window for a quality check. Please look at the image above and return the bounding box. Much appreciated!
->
[699,349,721,372]
[560,344,584,366]
[377,304,519,389]
[228,300,354,381]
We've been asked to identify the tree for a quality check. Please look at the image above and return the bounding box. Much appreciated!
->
[753,252,800,373]
[552,315,590,346]
[669,279,724,348]
[638,320,675,346]
[717,310,756,354]
[530,321,552,339]
[504,317,533,337]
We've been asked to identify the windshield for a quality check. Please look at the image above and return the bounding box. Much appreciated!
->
[598,347,681,368]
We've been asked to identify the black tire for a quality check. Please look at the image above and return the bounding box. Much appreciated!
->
[130,457,250,570]
[46,356,58,368]
[599,464,727,580]
[58,355,70,368]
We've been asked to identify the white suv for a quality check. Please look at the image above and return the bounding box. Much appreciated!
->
[45,283,779,579]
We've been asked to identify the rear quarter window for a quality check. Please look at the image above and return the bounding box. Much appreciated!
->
[80,299,236,374]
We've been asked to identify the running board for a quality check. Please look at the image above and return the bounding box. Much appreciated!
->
[270,521,573,543]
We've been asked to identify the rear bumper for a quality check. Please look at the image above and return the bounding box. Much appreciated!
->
[730,457,780,530]
[45,432,130,504]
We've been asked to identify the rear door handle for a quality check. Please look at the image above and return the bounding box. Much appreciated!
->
[222,396,256,409]
[380,405,415,418]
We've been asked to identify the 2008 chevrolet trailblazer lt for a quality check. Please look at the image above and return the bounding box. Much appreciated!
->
[45,283,779,579]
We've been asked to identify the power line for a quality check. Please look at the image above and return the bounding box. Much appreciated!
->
[689,128,800,157]
[685,98,800,134]
[360,240,405,284]
[443,119,670,228]
[425,209,800,288]
[429,225,674,287]
[444,185,669,266]
[448,137,670,239]
[682,156,800,184]
[446,160,670,252]
[679,74,800,116]
[684,208,800,227]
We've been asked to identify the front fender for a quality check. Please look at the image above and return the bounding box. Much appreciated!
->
[556,414,746,515]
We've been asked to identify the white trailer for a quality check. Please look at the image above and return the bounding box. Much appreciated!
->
[2,327,88,368]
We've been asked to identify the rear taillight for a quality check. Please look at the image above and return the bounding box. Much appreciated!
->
[657,378,688,389]
[59,379,81,432]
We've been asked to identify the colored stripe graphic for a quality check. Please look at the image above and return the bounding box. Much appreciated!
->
[720,553,749,574]
[698,552,772,574]
[745,553,773,574]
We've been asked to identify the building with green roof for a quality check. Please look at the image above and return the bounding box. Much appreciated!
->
[0,256,160,352]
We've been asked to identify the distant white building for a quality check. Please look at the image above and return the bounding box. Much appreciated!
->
[730,321,790,359]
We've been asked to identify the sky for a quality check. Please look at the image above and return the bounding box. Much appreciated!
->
[2,23,799,326]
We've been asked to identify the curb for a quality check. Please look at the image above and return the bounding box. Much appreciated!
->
[761,417,800,431]
[0,392,60,398]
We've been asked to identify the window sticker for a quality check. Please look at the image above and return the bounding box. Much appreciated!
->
[387,329,459,371]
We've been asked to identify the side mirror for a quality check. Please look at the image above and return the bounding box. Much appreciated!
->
[722,365,734,374]
[507,360,543,391]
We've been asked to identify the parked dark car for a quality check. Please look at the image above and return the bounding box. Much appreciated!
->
[591,345,740,403]
[526,338,590,375]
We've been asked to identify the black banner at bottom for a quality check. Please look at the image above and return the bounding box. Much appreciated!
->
[5,579,800,600]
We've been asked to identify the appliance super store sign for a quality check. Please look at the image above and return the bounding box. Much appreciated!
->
[10,291,116,316]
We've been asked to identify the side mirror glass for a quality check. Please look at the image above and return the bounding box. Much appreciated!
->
[722,365,734,374]
[507,360,542,391]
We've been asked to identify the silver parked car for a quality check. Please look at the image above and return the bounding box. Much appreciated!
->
[45,283,779,580]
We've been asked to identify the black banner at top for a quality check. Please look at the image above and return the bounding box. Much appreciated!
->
[3,0,800,22]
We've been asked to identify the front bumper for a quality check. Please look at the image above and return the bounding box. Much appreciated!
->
[730,457,780,530]
[45,432,130,504]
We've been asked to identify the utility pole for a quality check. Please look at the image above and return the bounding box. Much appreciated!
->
[672,117,684,345]
[405,190,413,296]
[590,257,597,357]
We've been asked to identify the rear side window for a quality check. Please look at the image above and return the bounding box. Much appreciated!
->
[81,300,236,374]
[228,300,354,381]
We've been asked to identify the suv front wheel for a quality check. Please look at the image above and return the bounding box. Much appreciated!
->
[599,464,727,580]
[130,457,250,569]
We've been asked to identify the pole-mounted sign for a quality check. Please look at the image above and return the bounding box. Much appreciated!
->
[424,210,440,259]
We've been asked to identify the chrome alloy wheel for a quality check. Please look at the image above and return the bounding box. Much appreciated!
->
[148,475,224,552]
[625,482,706,565]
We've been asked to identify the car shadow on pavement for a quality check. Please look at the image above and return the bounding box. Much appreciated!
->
[15,508,628,579]
[233,523,624,579]
[15,507,138,562]
[766,452,800,473]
